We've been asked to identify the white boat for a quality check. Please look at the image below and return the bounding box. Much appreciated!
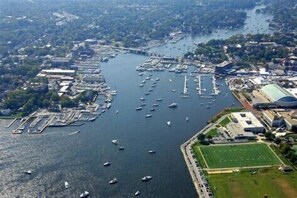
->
[109,178,118,184]
[64,181,69,189]
[167,121,171,126]
[145,114,152,118]
[156,98,163,101]
[104,162,111,167]
[152,103,159,107]
[80,191,90,198]
[186,117,189,122]
[135,191,140,196]
[140,97,146,101]
[168,103,178,108]
[171,89,176,92]
[169,79,172,82]
[112,140,118,145]
[116,110,119,114]
[148,150,156,154]
[136,107,142,111]
[24,170,32,175]
[139,84,144,87]
[141,176,153,182]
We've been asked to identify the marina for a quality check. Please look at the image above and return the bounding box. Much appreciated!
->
[0,4,271,197]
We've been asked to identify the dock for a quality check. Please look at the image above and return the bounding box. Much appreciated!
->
[5,118,18,128]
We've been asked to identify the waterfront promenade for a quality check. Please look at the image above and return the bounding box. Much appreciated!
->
[180,115,229,197]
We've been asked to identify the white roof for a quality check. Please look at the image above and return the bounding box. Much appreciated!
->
[42,69,75,74]
[231,112,264,129]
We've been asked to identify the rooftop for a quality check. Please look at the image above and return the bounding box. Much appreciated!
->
[261,84,296,102]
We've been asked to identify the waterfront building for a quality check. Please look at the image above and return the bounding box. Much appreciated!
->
[230,112,265,133]
[252,84,297,109]
[215,61,233,74]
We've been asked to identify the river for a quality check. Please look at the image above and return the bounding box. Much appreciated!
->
[0,5,272,198]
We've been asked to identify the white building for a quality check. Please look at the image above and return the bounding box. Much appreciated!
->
[231,112,265,133]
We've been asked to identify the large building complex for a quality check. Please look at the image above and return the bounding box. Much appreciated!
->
[252,84,297,109]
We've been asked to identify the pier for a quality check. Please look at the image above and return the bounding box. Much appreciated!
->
[212,75,220,95]
[196,74,202,95]
[6,118,18,128]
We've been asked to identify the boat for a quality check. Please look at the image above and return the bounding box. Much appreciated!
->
[145,92,150,95]
[186,117,189,122]
[119,147,125,150]
[80,191,90,198]
[171,89,176,92]
[64,181,69,189]
[152,104,159,107]
[167,121,171,126]
[155,78,160,81]
[116,110,119,114]
[140,97,146,101]
[24,170,32,175]
[135,191,140,196]
[148,150,156,154]
[156,98,163,101]
[139,84,144,87]
[109,178,118,184]
[149,88,154,92]
[149,108,155,112]
[168,103,178,108]
[136,107,142,111]
[141,176,153,182]
[104,162,111,167]
[112,140,118,145]
[145,114,152,118]
[140,103,147,106]
[169,79,172,82]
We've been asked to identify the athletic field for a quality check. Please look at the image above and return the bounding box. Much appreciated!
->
[198,143,282,169]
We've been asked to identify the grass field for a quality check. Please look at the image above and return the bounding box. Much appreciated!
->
[198,143,282,169]
[208,168,297,198]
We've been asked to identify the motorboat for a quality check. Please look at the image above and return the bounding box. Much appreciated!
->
[135,191,140,196]
[24,170,32,175]
[171,89,176,92]
[64,181,69,189]
[118,147,125,150]
[116,110,119,114]
[145,114,152,118]
[136,107,142,111]
[145,92,150,95]
[139,84,144,87]
[140,97,146,101]
[141,176,152,182]
[156,98,163,101]
[149,108,155,112]
[167,121,171,126]
[80,191,89,198]
[112,140,118,145]
[104,162,111,167]
[140,103,147,106]
[186,117,189,122]
[152,104,159,107]
[168,103,178,108]
[109,178,118,184]
[148,150,156,154]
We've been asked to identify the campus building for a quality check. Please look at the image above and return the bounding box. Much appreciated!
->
[252,84,297,109]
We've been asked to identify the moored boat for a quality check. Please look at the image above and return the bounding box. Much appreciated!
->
[80,191,90,198]
[109,178,118,184]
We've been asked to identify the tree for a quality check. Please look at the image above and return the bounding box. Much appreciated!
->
[274,137,281,145]
[198,133,206,141]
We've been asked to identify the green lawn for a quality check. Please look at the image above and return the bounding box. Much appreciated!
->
[219,117,231,127]
[206,128,218,137]
[208,168,297,198]
[199,144,282,169]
